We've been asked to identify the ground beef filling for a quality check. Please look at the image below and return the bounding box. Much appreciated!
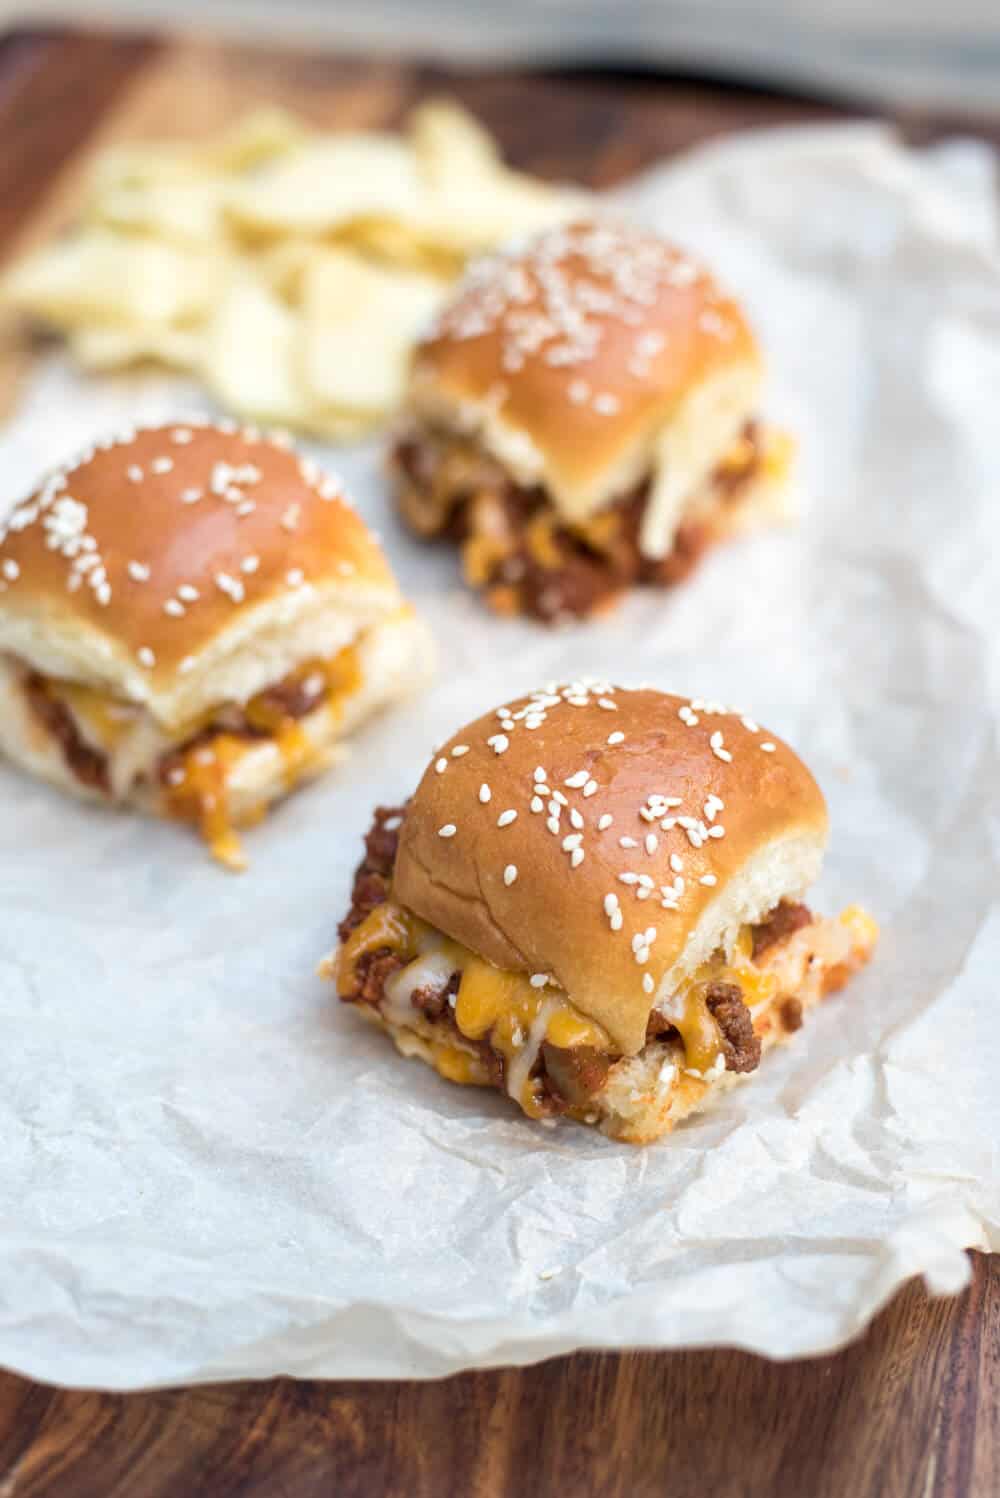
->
[338,807,820,1111]
[22,664,332,798]
[394,421,764,622]
[705,981,762,1074]
[22,673,110,794]
[156,674,332,790]
[751,900,812,960]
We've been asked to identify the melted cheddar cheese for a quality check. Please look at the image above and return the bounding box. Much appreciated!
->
[38,680,138,749]
[665,931,779,1074]
[336,897,860,1107]
[164,641,363,867]
[336,905,612,1115]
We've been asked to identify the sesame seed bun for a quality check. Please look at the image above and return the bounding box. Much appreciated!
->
[407,220,763,557]
[392,683,828,1056]
[0,422,399,732]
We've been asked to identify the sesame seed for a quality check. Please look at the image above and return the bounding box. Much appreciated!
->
[181,488,202,504]
[565,770,588,789]
[570,848,585,867]
[670,854,683,874]
[285,569,304,588]
[179,656,196,674]
[530,796,543,813]
[610,910,623,931]
[607,731,625,745]
[216,571,246,601]
[497,809,517,827]
[533,767,547,782]
[546,816,560,835]
[619,836,638,849]
[488,734,510,754]
[645,834,658,855]
[178,584,199,602]
[570,808,584,830]
[281,503,301,533]
[619,872,639,886]
[583,780,598,798]
[700,874,717,887]
[126,465,143,482]
[137,646,156,668]
[562,833,582,851]
[480,784,492,803]
[1,559,20,581]
[236,501,256,517]
[504,865,518,886]
[170,427,193,444]
[643,974,655,995]
[603,894,619,916]
[438,824,457,838]
[451,745,470,757]
[435,758,448,774]
[741,716,760,733]
[151,457,173,475]
[594,392,620,415]
[552,791,568,807]
[530,973,549,989]
[127,560,150,582]
[598,698,617,711]
[708,825,725,839]
[597,814,613,831]
[760,742,777,753]
[241,556,259,574]
[164,599,185,617]
[710,731,732,763]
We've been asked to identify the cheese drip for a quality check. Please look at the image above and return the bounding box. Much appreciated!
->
[163,641,362,867]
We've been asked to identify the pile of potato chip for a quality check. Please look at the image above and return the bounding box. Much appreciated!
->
[2,102,587,438]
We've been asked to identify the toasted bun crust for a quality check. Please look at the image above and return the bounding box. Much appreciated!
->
[407,220,762,547]
[392,683,828,1055]
[0,422,399,730]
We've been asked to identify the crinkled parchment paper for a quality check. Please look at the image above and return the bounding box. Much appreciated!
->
[1,125,998,1388]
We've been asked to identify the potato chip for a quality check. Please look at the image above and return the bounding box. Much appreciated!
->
[201,279,306,426]
[2,231,229,327]
[409,97,500,184]
[1,99,586,438]
[89,178,228,246]
[298,249,446,414]
[69,323,202,371]
[225,135,422,238]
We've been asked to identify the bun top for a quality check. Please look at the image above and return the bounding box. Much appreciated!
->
[0,421,400,728]
[407,220,761,524]
[393,683,828,1055]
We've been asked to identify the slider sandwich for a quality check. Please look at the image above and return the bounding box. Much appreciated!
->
[392,220,795,622]
[0,421,432,867]
[328,683,876,1142]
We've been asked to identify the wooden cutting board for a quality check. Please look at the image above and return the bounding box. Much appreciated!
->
[0,26,997,1498]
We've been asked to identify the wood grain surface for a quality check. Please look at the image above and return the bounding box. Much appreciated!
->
[0,1255,994,1497]
[0,27,996,1498]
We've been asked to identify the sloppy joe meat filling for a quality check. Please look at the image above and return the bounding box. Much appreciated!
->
[18,643,362,863]
[393,420,791,623]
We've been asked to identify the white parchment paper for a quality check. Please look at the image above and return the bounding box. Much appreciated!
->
[1,125,998,1389]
